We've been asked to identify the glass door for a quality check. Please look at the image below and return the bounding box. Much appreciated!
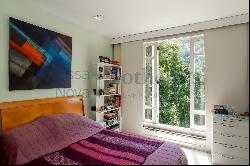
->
[143,43,159,123]
[144,34,206,131]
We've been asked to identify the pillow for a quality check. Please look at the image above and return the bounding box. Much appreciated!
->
[0,113,103,165]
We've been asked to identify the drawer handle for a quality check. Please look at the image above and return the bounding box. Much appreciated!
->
[221,123,235,127]
[221,133,235,137]
[221,153,235,159]
[223,144,237,148]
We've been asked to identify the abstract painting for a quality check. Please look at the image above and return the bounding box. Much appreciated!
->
[9,17,72,90]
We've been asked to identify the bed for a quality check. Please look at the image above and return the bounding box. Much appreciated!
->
[0,96,188,165]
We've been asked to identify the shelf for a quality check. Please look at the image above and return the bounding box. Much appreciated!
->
[96,108,120,113]
[98,78,121,81]
[97,62,121,68]
[98,94,121,97]
[106,123,120,130]
[104,121,119,128]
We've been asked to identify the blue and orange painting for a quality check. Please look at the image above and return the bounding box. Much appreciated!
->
[9,17,72,90]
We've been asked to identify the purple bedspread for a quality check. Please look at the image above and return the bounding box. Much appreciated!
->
[0,113,103,165]
[27,129,187,165]
[0,113,188,165]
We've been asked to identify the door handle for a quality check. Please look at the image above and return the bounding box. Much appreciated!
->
[221,153,235,159]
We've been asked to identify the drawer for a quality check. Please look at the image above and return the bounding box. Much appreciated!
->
[213,115,249,124]
[212,152,249,165]
[213,142,249,160]
[214,119,249,128]
[213,121,249,137]
[213,132,249,148]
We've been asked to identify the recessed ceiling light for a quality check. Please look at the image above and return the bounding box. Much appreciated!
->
[93,15,104,21]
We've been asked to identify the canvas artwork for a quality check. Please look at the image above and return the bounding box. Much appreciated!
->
[9,17,72,90]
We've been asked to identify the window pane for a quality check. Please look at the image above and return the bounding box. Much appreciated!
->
[145,109,152,120]
[145,84,152,106]
[145,53,153,106]
[179,38,191,64]
[194,55,205,110]
[194,114,205,126]
[159,40,190,128]
[194,39,204,54]
[146,46,152,57]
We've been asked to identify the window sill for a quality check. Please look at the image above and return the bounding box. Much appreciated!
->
[143,122,206,137]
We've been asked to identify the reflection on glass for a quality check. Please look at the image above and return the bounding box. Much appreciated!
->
[179,38,191,64]
[146,46,152,57]
[194,55,205,110]
[145,46,153,107]
[145,84,152,107]
[194,114,205,126]
[194,39,204,54]
[145,109,152,120]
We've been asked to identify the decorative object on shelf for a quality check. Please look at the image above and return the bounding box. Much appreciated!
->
[99,56,110,64]
[104,112,116,120]
[105,120,113,126]
[109,83,116,94]
[104,88,110,95]
[233,112,249,116]
[111,60,120,66]
[99,56,105,63]
[99,74,103,79]
[91,106,96,111]
[99,67,103,72]
[99,89,104,95]
[213,105,231,115]
[98,106,105,112]
[93,89,96,95]
[212,104,248,117]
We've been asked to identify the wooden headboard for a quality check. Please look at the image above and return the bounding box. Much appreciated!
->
[0,96,85,132]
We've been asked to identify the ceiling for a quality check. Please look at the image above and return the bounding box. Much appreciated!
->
[30,0,249,38]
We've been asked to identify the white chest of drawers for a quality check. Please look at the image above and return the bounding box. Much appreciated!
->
[212,114,249,165]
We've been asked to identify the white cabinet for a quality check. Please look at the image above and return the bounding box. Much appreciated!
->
[212,114,249,165]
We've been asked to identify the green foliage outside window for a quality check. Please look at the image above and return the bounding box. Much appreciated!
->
[158,40,205,128]
[158,41,191,127]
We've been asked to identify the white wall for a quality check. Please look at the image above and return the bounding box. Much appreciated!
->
[113,44,121,62]
[0,0,112,119]
[116,23,249,152]
[204,23,249,151]
[121,41,144,135]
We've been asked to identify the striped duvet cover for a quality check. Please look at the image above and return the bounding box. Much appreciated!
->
[27,129,187,165]
[0,113,187,165]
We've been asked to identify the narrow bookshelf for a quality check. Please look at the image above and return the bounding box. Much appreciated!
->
[95,62,122,132]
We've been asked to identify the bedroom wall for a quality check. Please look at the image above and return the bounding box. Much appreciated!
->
[120,41,144,135]
[0,1,112,120]
[115,23,249,152]
[204,23,249,151]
